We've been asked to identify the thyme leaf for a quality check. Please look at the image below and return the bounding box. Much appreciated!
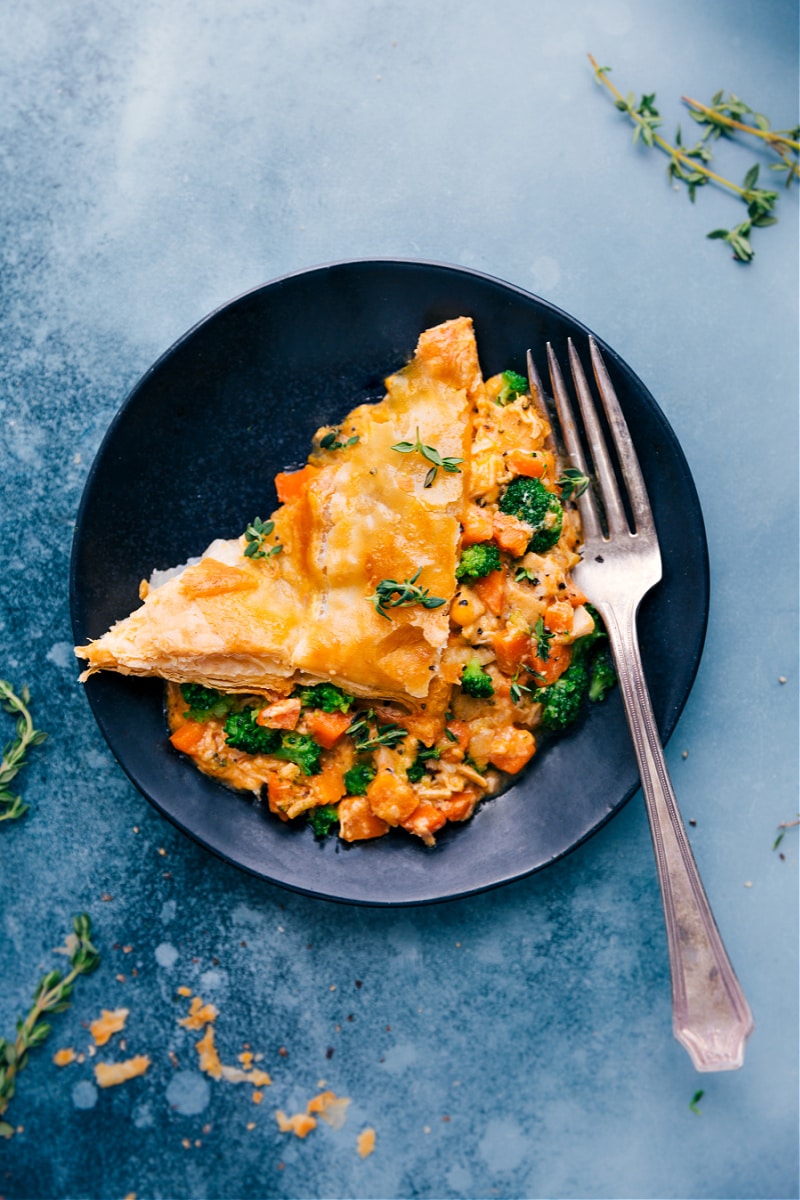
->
[0,680,47,823]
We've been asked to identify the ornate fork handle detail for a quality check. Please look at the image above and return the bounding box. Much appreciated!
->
[602,596,754,1071]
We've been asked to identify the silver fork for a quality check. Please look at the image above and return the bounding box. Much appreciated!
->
[528,337,754,1072]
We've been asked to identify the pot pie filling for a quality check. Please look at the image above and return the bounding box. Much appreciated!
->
[76,318,614,845]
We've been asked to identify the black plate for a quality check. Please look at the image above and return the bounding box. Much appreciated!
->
[70,259,708,905]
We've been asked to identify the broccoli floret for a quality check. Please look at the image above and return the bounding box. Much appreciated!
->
[307,804,340,837]
[273,732,322,776]
[589,648,617,703]
[223,708,281,755]
[498,476,563,553]
[535,610,616,731]
[343,762,376,795]
[180,683,235,722]
[456,541,501,580]
[536,662,589,731]
[460,658,495,699]
[406,747,441,783]
[497,370,528,406]
[294,682,355,713]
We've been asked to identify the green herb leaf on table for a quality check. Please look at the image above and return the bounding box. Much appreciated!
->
[0,679,47,823]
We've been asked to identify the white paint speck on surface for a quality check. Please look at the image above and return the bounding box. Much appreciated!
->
[166,1071,211,1116]
[72,1080,99,1110]
[155,942,179,968]
[46,641,74,669]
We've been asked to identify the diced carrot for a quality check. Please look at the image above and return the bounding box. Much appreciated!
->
[530,640,572,686]
[473,568,505,616]
[265,773,294,821]
[402,800,448,845]
[506,450,547,479]
[543,600,574,634]
[461,503,494,545]
[337,794,389,842]
[450,587,486,628]
[256,697,302,730]
[439,788,480,822]
[366,769,418,826]
[488,727,536,775]
[563,580,588,607]
[302,708,352,749]
[491,626,530,675]
[444,719,471,751]
[169,722,206,756]
[274,464,318,505]
[492,511,531,558]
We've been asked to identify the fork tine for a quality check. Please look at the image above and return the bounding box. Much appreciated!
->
[566,339,631,539]
[545,343,604,545]
[589,337,656,538]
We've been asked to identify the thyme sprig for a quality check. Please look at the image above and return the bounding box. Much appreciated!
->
[532,617,554,662]
[320,427,359,451]
[392,427,463,487]
[683,93,800,185]
[0,914,100,1138]
[368,570,447,620]
[0,680,47,823]
[243,517,282,560]
[557,468,591,502]
[347,710,407,752]
[589,55,785,262]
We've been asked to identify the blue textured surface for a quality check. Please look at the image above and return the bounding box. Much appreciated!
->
[1,2,797,1198]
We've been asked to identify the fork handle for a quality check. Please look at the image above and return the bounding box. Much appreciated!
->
[600,599,754,1071]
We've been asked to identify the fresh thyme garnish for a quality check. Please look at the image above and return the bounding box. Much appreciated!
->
[557,468,591,502]
[391,427,463,487]
[510,668,534,706]
[320,427,359,451]
[0,914,100,1139]
[589,55,791,262]
[368,570,447,620]
[243,517,282,560]
[532,617,554,662]
[689,1089,704,1115]
[0,680,47,823]
[347,710,407,752]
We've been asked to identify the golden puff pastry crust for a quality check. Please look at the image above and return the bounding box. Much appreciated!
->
[75,317,484,704]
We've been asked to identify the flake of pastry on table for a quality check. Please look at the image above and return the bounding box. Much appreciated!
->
[76,317,613,844]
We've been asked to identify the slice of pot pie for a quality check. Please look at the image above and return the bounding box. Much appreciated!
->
[77,317,615,845]
[75,317,482,706]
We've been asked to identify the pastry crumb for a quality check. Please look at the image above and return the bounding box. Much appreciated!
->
[94,1055,151,1088]
[90,1007,130,1046]
[357,1127,376,1158]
